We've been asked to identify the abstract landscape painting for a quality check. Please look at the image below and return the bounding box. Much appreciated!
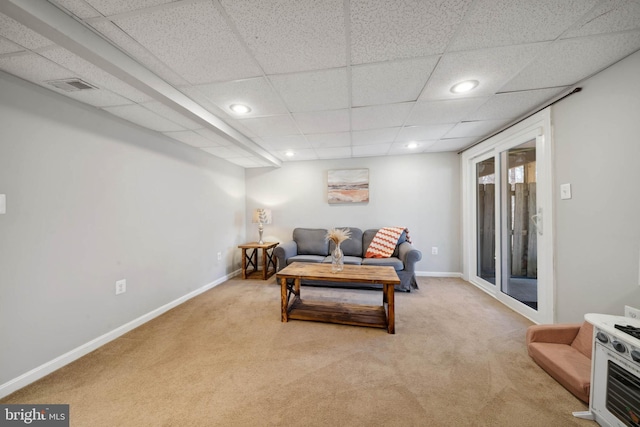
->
[327,169,369,204]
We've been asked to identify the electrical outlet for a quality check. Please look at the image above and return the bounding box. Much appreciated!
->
[625,305,640,319]
[217,252,222,261]
[115,279,126,295]
[431,247,438,255]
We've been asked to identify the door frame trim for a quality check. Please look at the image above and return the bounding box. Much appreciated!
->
[461,109,554,324]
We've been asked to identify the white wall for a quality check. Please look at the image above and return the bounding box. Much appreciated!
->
[0,72,246,389]
[245,154,461,274]
[553,50,640,322]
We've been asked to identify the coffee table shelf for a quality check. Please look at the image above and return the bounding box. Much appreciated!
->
[288,298,388,329]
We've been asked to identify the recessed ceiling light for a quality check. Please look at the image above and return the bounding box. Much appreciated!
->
[406,141,419,149]
[229,104,251,114]
[450,80,479,94]
[285,151,295,157]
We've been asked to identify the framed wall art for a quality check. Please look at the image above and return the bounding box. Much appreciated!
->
[327,169,369,204]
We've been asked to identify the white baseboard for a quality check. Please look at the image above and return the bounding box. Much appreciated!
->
[416,271,463,278]
[0,271,239,399]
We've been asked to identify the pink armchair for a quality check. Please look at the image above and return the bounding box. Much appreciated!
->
[526,321,594,403]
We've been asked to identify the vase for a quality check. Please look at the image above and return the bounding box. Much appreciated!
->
[331,242,344,272]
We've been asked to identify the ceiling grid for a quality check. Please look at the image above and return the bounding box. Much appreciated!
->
[0,0,638,167]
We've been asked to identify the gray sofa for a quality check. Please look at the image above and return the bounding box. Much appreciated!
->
[274,227,422,292]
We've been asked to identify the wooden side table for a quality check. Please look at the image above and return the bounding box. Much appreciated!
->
[238,242,279,280]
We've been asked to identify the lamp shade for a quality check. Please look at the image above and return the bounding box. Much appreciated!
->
[252,208,272,224]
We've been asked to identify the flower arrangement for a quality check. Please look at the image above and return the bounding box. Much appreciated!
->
[325,227,351,245]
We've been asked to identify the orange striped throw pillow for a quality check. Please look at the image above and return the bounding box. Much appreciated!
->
[365,227,409,258]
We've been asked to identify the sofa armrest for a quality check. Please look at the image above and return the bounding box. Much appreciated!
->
[526,323,582,345]
[274,241,297,271]
[398,242,422,272]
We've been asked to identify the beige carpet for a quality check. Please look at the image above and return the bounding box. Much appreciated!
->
[1,277,595,427]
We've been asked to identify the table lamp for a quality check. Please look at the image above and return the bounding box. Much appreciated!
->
[252,208,272,244]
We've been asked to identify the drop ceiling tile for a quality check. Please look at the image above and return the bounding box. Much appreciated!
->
[292,110,350,134]
[444,119,510,139]
[305,132,351,148]
[259,135,311,151]
[388,140,437,155]
[562,0,640,39]
[502,31,640,91]
[269,68,349,113]
[352,128,399,146]
[0,37,24,55]
[0,54,130,108]
[112,1,262,84]
[237,115,300,137]
[51,0,102,19]
[351,103,414,131]
[467,87,566,121]
[141,102,202,130]
[221,0,346,74]
[426,137,479,152]
[0,14,54,49]
[102,104,186,132]
[449,0,599,51]
[396,124,455,142]
[89,21,189,86]
[350,0,474,64]
[39,47,153,102]
[352,57,439,106]
[0,53,73,86]
[407,98,488,126]
[62,88,132,107]
[83,0,174,16]
[315,146,352,159]
[192,77,288,118]
[352,143,392,157]
[420,43,547,101]
[163,130,220,148]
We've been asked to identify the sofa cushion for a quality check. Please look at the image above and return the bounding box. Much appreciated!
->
[287,254,326,264]
[571,322,594,359]
[328,227,363,257]
[528,342,591,403]
[293,228,329,255]
[361,257,404,271]
[322,255,363,265]
[362,229,377,253]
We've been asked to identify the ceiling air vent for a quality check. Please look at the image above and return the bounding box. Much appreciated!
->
[46,78,97,92]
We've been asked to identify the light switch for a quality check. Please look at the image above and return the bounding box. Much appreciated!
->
[560,183,572,200]
[0,194,5,214]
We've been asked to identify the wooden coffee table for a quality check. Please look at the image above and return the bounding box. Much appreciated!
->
[277,262,400,334]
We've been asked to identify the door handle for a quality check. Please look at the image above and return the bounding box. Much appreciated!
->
[531,209,543,236]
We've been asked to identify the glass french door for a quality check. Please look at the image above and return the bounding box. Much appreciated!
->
[476,156,496,286]
[500,141,538,310]
[466,111,553,324]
